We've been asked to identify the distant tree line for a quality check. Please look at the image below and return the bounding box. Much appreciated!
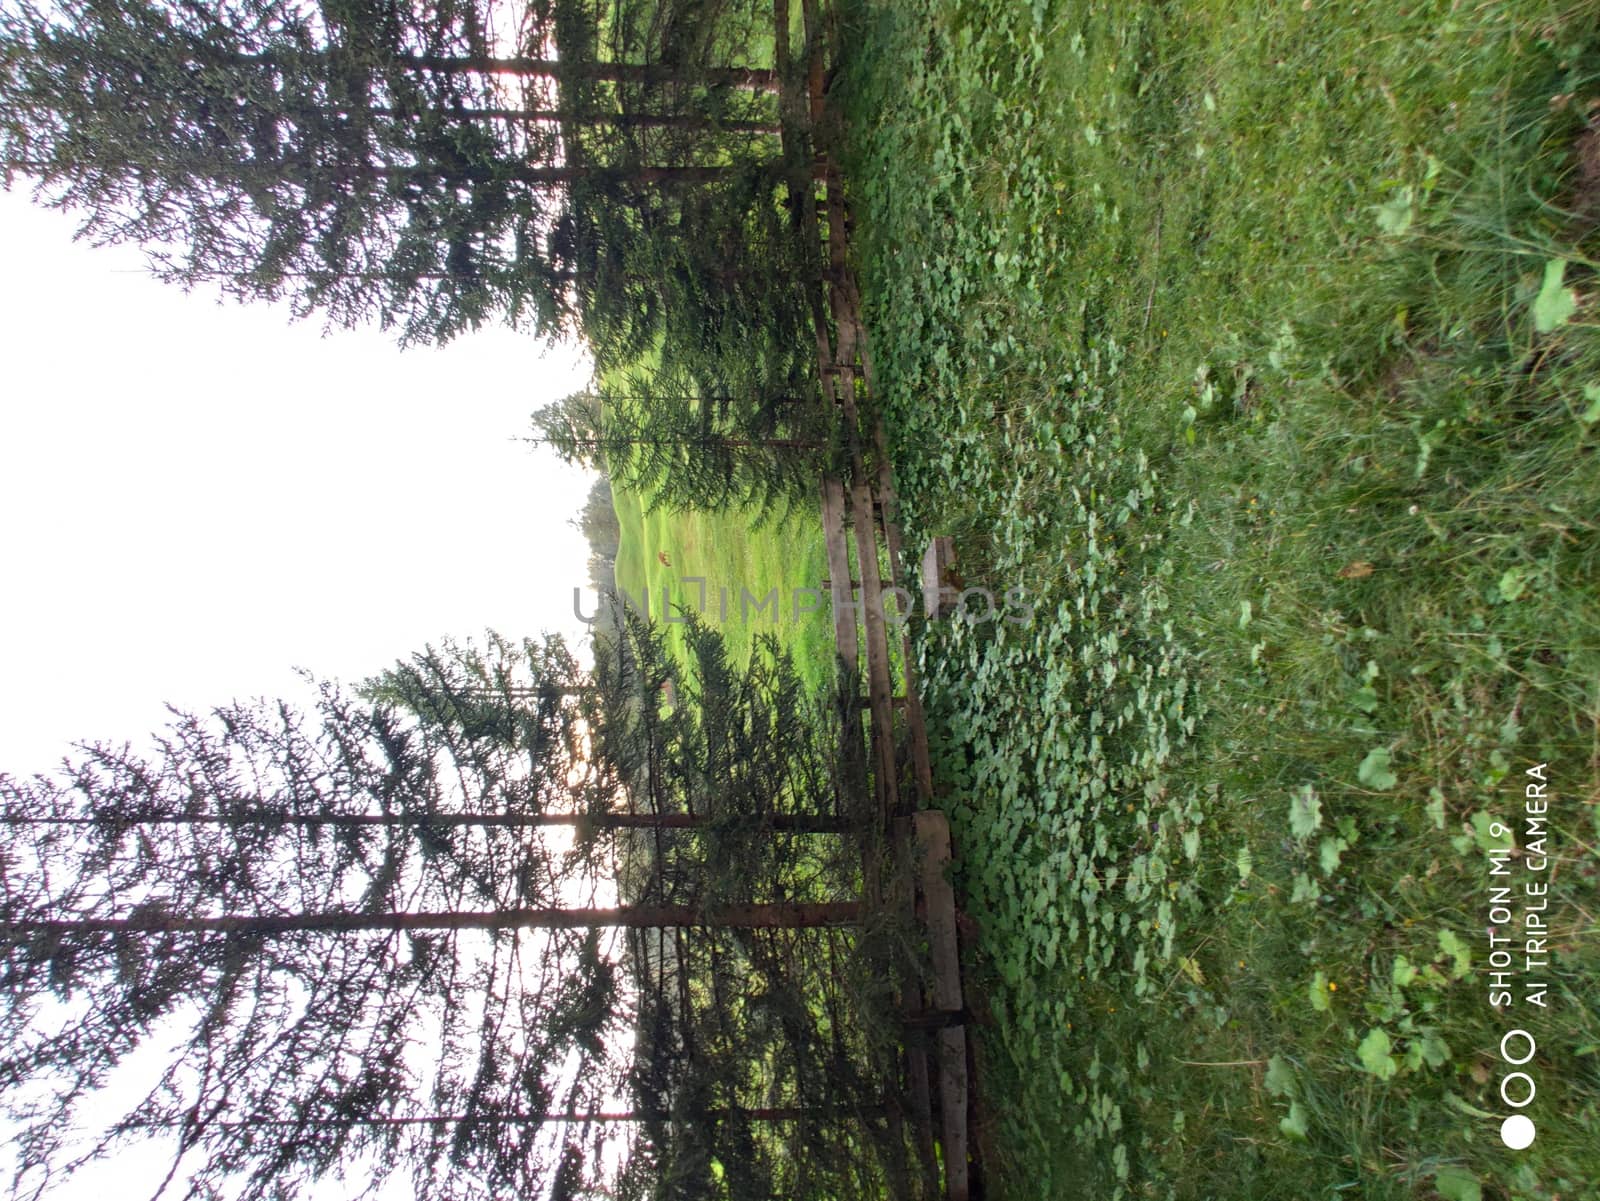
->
[532,362,834,523]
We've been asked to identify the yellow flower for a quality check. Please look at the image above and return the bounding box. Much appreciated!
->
[1328,981,1338,992]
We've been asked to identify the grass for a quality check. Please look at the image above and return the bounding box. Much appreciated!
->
[591,328,832,691]
[609,473,833,694]
[832,2,1600,1198]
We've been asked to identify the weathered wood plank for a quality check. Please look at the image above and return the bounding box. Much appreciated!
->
[848,466,900,817]
[820,478,859,671]
[938,1026,971,1201]
[870,432,935,807]
[891,819,941,1201]
[914,812,969,1201]
[819,576,862,588]
[913,812,962,1014]
[920,537,958,619]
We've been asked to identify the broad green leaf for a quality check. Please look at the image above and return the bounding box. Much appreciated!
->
[1288,784,1322,840]
[1392,955,1418,988]
[1498,566,1528,602]
[1357,747,1397,790]
[1357,1028,1397,1079]
[1582,383,1600,424]
[1278,1100,1309,1140]
[1319,835,1347,876]
[1433,1166,1482,1201]
[1264,1056,1297,1098]
[1471,810,1514,853]
[1425,787,1447,830]
[1308,970,1331,1012]
[1438,929,1471,979]
[1375,189,1414,236]
[1533,258,1577,333]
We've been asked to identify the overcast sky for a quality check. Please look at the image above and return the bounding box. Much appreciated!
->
[0,185,609,1199]
[0,188,599,778]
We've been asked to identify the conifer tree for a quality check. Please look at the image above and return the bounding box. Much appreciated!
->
[0,675,608,1199]
[0,0,791,347]
[531,365,829,519]
[0,618,867,1198]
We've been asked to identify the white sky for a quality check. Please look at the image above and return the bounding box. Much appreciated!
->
[0,14,621,1196]
[0,187,612,1200]
[0,188,598,778]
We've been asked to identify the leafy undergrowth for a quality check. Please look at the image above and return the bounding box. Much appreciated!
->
[836,1,1600,1198]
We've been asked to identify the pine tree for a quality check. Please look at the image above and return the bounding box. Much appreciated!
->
[540,0,816,384]
[0,0,790,346]
[0,618,869,1198]
[0,675,608,1199]
[531,364,829,519]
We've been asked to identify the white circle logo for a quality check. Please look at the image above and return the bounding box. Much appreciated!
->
[1500,1113,1536,1150]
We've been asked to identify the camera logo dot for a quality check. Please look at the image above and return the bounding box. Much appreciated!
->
[1500,1113,1535,1150]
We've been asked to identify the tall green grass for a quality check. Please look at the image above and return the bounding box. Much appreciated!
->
[837,1,1600,1198]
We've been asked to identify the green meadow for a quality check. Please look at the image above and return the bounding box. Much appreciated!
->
[609,477,832,692]
[827,2,1597,1199]
[601,2,1600,1196]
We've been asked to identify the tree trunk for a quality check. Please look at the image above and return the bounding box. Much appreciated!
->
[1,810,850,833]
[0,160,745,187]
[534,435,825,452]
[365,106,780,134]
[4,902,862,938]
[289,52,780,92]
[317,162,741,187]
[199,48,779,91]
[123,1104,874,1129]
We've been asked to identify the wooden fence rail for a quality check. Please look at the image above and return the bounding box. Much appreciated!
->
[775,6,977,1198]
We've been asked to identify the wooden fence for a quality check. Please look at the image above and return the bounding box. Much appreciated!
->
[776,5,977,1197]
